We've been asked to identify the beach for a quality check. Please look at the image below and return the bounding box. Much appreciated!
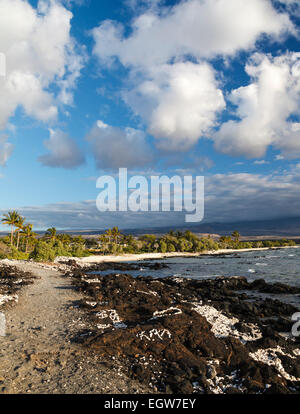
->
[1,249,300,394]
[54,245,300,265]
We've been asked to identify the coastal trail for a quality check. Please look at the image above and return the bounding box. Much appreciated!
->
[0,262,150,394]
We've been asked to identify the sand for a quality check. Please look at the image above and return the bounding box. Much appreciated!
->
[54,245,300,265]
[0,245,299,393]
[0,245,299,394]
[0,261,151,394]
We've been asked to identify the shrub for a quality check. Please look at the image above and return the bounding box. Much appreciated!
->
[124,245,138,254]
[53,241,72,257]
[71,244,91,257]
[7,247,29,260]
[30,241,57,262]
[0,240,10,258]
[159,240,167,253]
[167,243,176,252]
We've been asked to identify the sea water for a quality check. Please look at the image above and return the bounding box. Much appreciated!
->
[97,248,300,286]
[93,247,300,308]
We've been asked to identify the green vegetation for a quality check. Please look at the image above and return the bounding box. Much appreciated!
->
[95,229,296,255]
[0,212,297,262]
[2,210,20,246]
[0,212,93,262]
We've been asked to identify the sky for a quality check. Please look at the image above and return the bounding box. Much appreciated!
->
[0,0,300,230]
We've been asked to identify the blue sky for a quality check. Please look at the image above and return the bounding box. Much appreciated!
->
[0,0,300,230]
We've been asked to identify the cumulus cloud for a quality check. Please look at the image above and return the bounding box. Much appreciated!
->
[214,52,300,158]
[0,0,84,159]
[124,62,225,150]
[86,121,153,170]
[278,0,300,17]
[0,134,14,166]
[62,0,86,7]
[39,129,85,169]
[92,0,294,67]
[254,160,269,165]
[124,0,162,12]
[92,0,295,152]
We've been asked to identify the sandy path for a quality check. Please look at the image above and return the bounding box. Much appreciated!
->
[0,263,149,394]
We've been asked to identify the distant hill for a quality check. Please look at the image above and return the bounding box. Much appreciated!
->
[173,217,300,237]
[121,216,300,239]
[1,216,300,239]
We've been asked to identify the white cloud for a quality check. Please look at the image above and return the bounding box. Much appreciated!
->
[86,121,153,170]
[124,62,225,150]
[92,0,294,67]
[38,129,85,169]
[62,0,85,7]
[124,0,162,12]
[0,134,13,166]
[214,52,300,158]
[254,160,269,165]
[92,0,295,152]
[278,0,300,17]
[0,0,84,160]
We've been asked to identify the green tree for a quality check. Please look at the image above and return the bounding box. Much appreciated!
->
[98,234,109,253]
[2,210,20,246]
[72,235,85,246]
[57,233,71,245]
[30,241,56,262]
[232,231,240,243]
[45,227,57,242]
[112,226,122,244]
[21,224,36,253]
[184,230,198,242]
[167,243,176,252]
[105,228,113,243]
[219,235,232,248]
[15,215,25,250]
[159,240,167,253]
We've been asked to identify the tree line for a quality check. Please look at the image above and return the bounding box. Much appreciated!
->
[0,211,88,261]
[0,210,297,262]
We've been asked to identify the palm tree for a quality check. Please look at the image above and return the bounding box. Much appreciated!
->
[45,227,57,242]
[2,210,20,246]
[105,228,113,243]
[124,234,134,245]
[57,233,71,245]
[72,235,85,244]
[21,224,36,253]
[15,215,25,250]
[72,235,85,248]
[232,231,240,243]
[112,226,121,244]
[98,234,109,254]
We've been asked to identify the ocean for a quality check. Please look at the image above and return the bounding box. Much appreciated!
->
[95,247,300,309]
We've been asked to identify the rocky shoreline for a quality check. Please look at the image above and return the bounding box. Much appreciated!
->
[64,261,300,394]
[0,264,36,309]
